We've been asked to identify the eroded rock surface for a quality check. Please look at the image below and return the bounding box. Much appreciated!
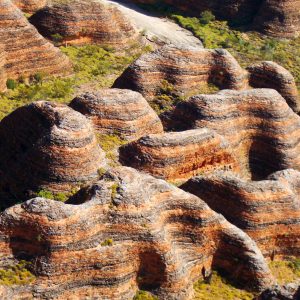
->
[0,101,106,207]
[247,61,300,113]
[113,45,248,98]
[119,129,240,182]
[69,89,163,141]
[12,0,47,13]
[0,0,72,90]
[29,0,138,47]
[168,89,300,179]
[0,167,274,299]
[182,169,300,257]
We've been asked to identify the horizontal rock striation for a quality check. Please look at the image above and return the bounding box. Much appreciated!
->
[182,169,300,257]
[113,45,248,98]
[0,101,106,208]
[0,0,72,89]
[29,0,138,47]
[132,0,300,37]
[0,45,6,92]
[0,167,274,299]
[69,89,163,141]
[12,0,47,13]
[247,61,300,113]
[168,89,300,179]
[254,0,300,38]
[119,129,240,181]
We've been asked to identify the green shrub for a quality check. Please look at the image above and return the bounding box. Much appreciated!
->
[0,261,35,286]
[133,290,158,300]
[97,167,107,178]
[110,183,119,201]
[199,10,216,25]
[51,33,64,45]
[6,79,17,90]
[101,238,113,247]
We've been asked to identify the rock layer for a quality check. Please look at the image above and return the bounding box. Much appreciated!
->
[12,0,47,13]
[0,0,72,89]
[168,89,300,179]
[0,45,6,92]
[0,167,274,299]
[0,101,106,208]
[247,61,300,113]
[182,169,300,257]
[119,129,240,181]
[132,0,300,37]
[29,0,138,47]
[113,45,248,98]
[69,89,163,141]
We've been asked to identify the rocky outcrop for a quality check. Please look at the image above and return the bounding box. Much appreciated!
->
[182,169,300,257]
[0,45,6,92]
[168,89,300,179]
[0,167,274,299]
[254,0,300,38]
[29,0,138,47]
[0,0,72,89]
[69,89,163,141]
[12,0,47,13]
[132,0,300,37]
[247,61,300,113]
[0,101,106,208]
[119,129,240,182]
[113,45,248,98]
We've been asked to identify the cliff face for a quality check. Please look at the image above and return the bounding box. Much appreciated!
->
[0,101,106,208]
[182,169,300,258]
[0,167,274,299]
[12,0,47,13]
[131,0,300,37]
[69,89,163,141]
[247,61,300,113]
[0,45,6,92]
[113,45,248,98]
[168,89,300,180]
[0,0,72,89]
[119,129,240,181]
[29,0,138,47]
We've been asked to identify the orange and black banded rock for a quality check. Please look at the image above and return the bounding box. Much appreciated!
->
[69,89,163,141]
[254,0,300,38]
[168,89,300,179]
[29,0,138,47]
[182,169,300,257]
[0,0,72,89]
[119,129,240,181]
[0,167,274,299]
[0,101,106,207]
[12,0,47,13]
[113,45,248,99]
[247,61,300,113]
[0,45,6,92]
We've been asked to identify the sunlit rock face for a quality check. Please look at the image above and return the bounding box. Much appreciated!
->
[29,0,138,47]
[0,101,106,208]
[12,0,47,13]
[0,167,274,299]
[0,0,72,92]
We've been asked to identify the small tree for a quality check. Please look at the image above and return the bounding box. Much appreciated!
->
[6,79,17,90]
[199,10,216,25]
[51,33,64,45]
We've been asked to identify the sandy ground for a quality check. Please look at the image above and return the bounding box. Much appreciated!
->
[101,0,203,47]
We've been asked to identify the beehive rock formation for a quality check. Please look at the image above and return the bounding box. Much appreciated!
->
[0,45,6,92]
[29,0,138,47]
[12,0,47,13]
[132,0,300,37]
[254,0,300,38]
[119,129,240,182]
[0,0,72,89]
[0,167,274,299]
[247,61,300,113]
[69,89,163,141]
[113,45,248,98]
[0,101,106,208]
[182,169,300,257]
[168,89,300,179]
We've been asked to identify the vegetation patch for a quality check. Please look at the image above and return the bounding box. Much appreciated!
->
[36,188,79,202]
[0,261,35,286]
[101,238,113,247]
[133,290,158,300]
[0,44,151,120]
